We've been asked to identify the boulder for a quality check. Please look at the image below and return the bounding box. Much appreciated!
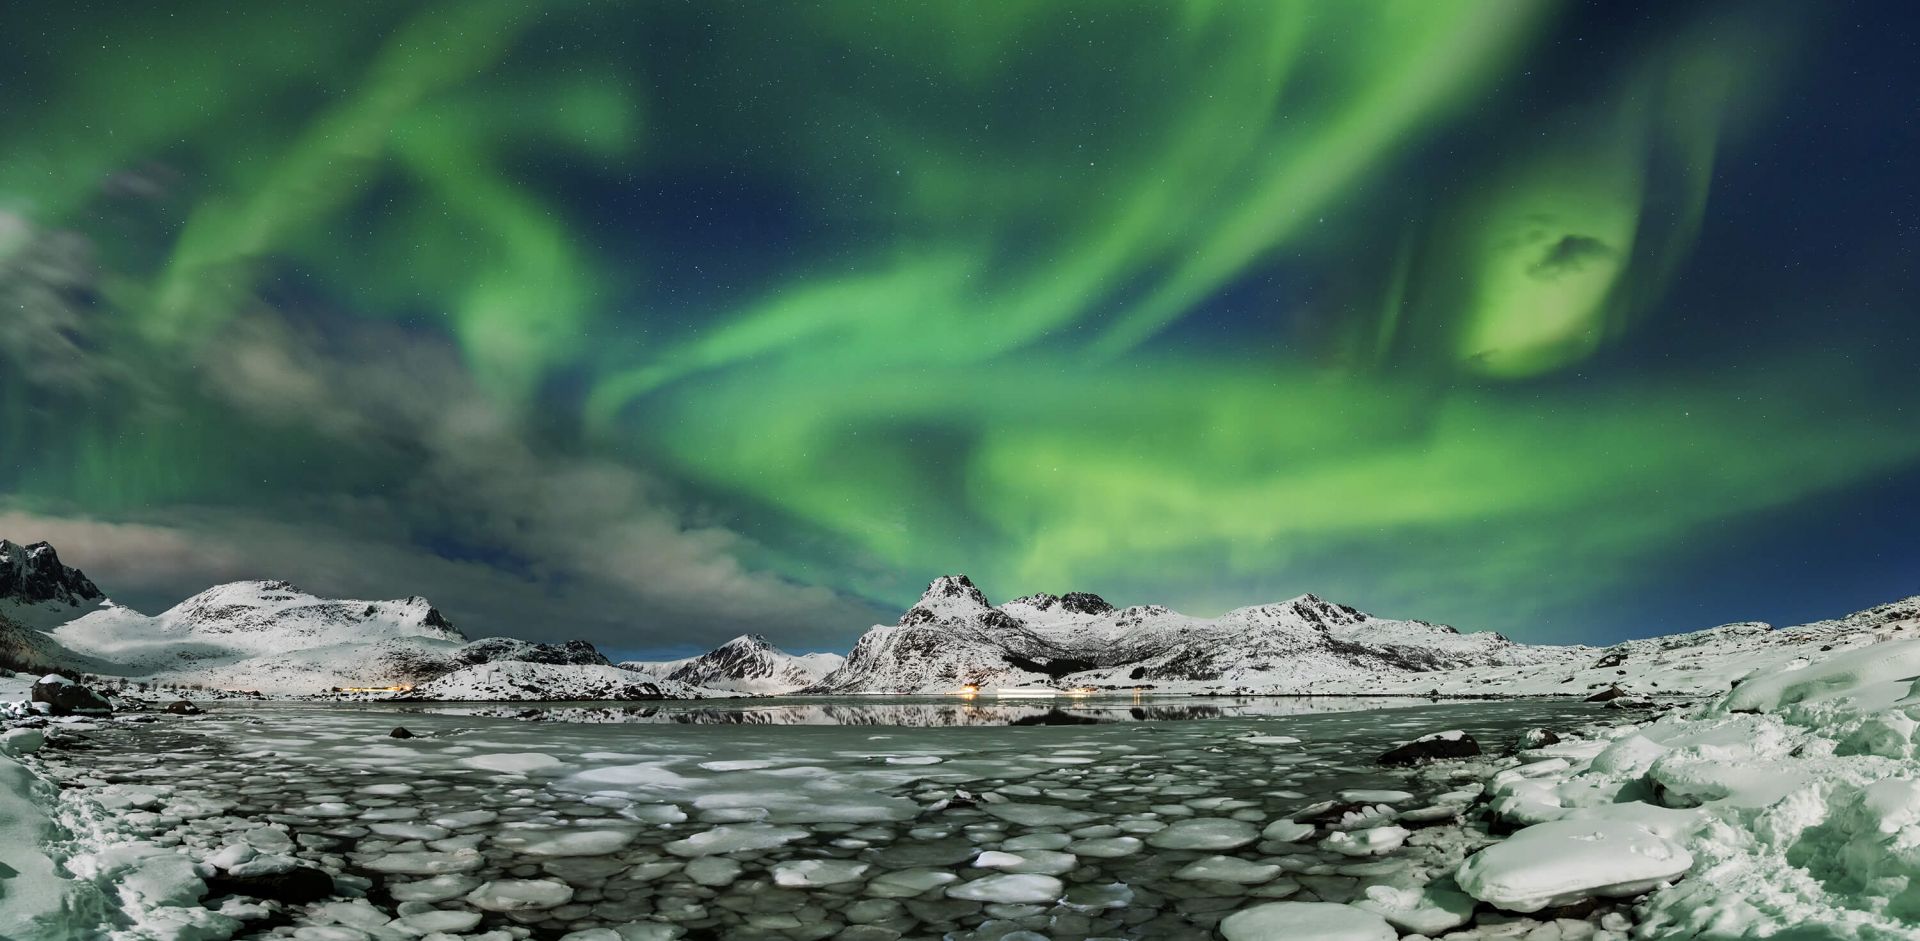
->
[1378,730,1480,766]
[164,700,200,715]
[1584,686,1627,702]
[30,674,111,716]
[389,726,416,739]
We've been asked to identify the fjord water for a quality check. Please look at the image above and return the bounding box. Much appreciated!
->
[48,697,1606,939]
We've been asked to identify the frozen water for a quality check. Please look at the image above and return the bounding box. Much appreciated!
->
[22,696,1610,940]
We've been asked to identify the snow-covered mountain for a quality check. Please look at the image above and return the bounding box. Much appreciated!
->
[0,541,720,697]
[43,580,471,691]
[811,574,1572,694]
[621,634,844,695]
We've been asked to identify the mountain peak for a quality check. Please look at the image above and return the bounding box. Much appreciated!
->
[899,574,1006,627]
[0,537,106,615]
[723,633,776,652]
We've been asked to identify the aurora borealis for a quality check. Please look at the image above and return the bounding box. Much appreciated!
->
[2,1,1915,656]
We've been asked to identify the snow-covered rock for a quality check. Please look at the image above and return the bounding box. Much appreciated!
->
[405,661,713,702]
[1456,813,1694,912]
[625,634,843,695]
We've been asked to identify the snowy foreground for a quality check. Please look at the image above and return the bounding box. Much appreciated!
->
[5,642,1920,941]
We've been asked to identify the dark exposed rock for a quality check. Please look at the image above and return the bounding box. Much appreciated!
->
[1059,592,1115,615]
[0,540,104,610]
[456,637,611,667]
[163,700,200,715]
[31,674,111,715]
[389,726,416,738]
[1585,685,1627,702]
[1517,728,1561,750]
[1379,731,1481,766]
[1592,650,1628,669]
[206,865,335,905]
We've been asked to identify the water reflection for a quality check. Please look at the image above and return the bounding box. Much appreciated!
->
[379,695,1430,726]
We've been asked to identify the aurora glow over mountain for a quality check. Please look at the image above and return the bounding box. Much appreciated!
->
[1,1,1915,656]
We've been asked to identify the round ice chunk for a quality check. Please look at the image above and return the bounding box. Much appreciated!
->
[397,909,482,933]
[1174,855,1282,884]
[1261,820,1315,843]
[1146,817,1260,850]
[499,827,637,856]
[771,859,870,887]
[663,824,808,857]
[1456,816,1693,912]
[388,874,482,902]
[465,878,575,912]
[972,850,1077,875]
[1220,901,1397,941]
[945,873,1064,904]
[459,752,563,774]
[1067,836,1143,858]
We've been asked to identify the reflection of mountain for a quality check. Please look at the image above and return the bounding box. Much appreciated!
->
[384,695,1419,727]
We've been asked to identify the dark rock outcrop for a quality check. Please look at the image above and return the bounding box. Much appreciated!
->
[1378,731,1481,766]
[31,674,111,715]
[0,540,104,611]
[1584,685,1627,702]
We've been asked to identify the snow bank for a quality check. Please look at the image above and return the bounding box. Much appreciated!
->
[1450,632,1920,938]
[0,753,77,938]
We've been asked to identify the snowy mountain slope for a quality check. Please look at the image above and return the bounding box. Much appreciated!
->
[0,539,108,630]
[811,575,1568,694]
[643,634,845,694]
[1358,595,1920,698]
[619,655,696,680]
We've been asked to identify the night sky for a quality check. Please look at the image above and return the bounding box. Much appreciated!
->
[2,1,1915,658]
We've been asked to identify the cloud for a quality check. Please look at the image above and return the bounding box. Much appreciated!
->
[201,313,886,639]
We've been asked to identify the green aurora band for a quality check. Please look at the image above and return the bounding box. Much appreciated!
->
[0,0,1913,640]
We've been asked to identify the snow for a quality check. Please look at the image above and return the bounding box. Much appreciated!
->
[0,754,77,939]
[1456,814,1694,912]
[1724,638,1920,713]
[1322,825,1410,857]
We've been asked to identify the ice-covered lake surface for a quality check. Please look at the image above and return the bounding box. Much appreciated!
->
[43,697,1610,940]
